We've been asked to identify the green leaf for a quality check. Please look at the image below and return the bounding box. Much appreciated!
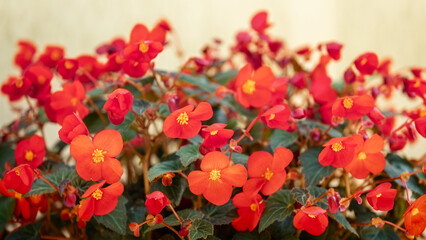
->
[201,202,237,225]
[291,187,309,206]
[233,231,272,240]
[0,198,15,232]
[26,168,77,196]
[331,211,358,236]
[360,226,400,240]
[146,209,204,231]
[258,190,295,232]
[177,144,202,167]
[300,147,335,186]
[385,153,426,194]
[214,69,238,85]
[189,219,214,240]
[307,186,328,209]
[178,74,218,92]
[94,196,128,235]
[298,120,342,138]
[107,111,136,141]
[147,154,184,182]
[0,143,15,173]
[6,223,42,240]
[270,129,298,150]
[268,216,297,238]
[188,135,203,145]
[87,88,104,97]
[132,99,150,115]
[150,176,187,206]
[227,152,249,167]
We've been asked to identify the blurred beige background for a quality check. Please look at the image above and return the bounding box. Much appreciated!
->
[0,0,425,157]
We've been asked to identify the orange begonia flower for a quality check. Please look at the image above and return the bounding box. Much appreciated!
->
[319,136,362,168]
[332,94,375,120]
[293,206,329,236]
[234,64,274,108]
[232,192,265,232]
[188,151,247,206]
[260,104,291,131]
[345,134,386,179]
[78,180,124,221]
[163,102,213,139]
[70,129,123,184]
[404,194,426,236]
[201,123,234,148]
[15,135,46,169]
[243,147,293,196]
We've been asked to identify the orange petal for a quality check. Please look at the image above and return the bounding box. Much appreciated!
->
[363,134,384,154]
[190,102,213,121]
[82,180,106,198]
[200,151,229,172]
[188,171,209,195]
[103,182,124,197]
[102,157,124,184]
[235,64,253,87]
[204,180,232,206]
[272,147,293,171]
[247,151,272,178]
[364,153,386,175]
[79,198,95,220]
[221,164,247,187]
[261,171,286,195]
[70,135,95,162]
[252,66,274,87]
[93,129,123,157]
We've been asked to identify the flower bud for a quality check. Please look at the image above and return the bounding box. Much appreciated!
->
[154,214,164,224]
[146,214,156,227]
[344,68,356,84]
[162,172,175,186]
[291,108,307,119]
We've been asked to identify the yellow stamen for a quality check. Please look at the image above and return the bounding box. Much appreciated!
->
[209,169,221,181]
[262,168,274,181]
[139,43,149,53]
[242,79,256,94]
[411,207,419,216]
[15,167,21,176]
[331,142,344,152]
[343,98,353,109]
[64,61,74,69]
[250,203,258,212]
[360,58,367,65]
[176,112,189,125]
[376,193,382,198]
[115,55,124,64]
[210,130,218,135]
[25,150,35,161]
[414,80,421,88]
[38,76,46,84]
[51,50,61,60]
[269,114,275,120]
[15,192,22,199]
[15,79,23,88]
[358,152,367,160]
[420,109,426,118]
[92,149,106,163]
[308,214,316,218]
[92,189,103,200]
[70,97,78,106]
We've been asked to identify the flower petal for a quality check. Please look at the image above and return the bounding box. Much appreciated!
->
[102,157,124,184]
[221,164,247,187]
[200,151,229,172]
[204,180,232,205]
[93,129,123,157]
[188,171,209,195]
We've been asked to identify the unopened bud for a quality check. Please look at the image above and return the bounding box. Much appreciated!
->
[146,214,156,226]
[154,214,164,224]
[162,172,175,186]
[292,108,307,119]
[371,217,384,228]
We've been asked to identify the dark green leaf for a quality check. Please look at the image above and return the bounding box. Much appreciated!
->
[214,69,238,85]
[147,154,184,182]
[307,186,328,209]
[331,211,358,236]
[147,209,204,231]
[83,111,108,134]
[188,135,203,145]
[298,120,342,138]
[226,152,249,167]
[87,88,104,97]
[6,223,42,240]
[26,168,77,196]
[178,74,218,92]
[258,190,295,232]
[156,103,171,116]
[270,129,298,150]
[0,198,15,232]
[107,111,136,141]
[291,187,309,206]
[189,219,214,240]
[150,176,187,206]
[0,143,15,173]
[300,147,335,186]
[94,196,128,235]
[268,216,296,238]
[132,99,150,115]
[360,226,400,240]
[201,201,237,225]
[177,144,202,167]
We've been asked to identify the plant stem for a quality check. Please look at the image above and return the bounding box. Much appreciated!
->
[168,204,182,224]
[86,98,108,124]
[39,174,59,192]
[235,115,260,144]
[384,220,407,233]
[161,223,184,240]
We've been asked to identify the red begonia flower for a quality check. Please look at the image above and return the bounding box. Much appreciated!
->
[74,55,104,84]
[4,164,35,194]
[345,134,385,179]
[57,58,79,80]
[1,76,31,101]
[50,80,88,124]
[123,41,163,63]
[325,42,343,61]
[78,180,124,221]
[103,88,134,125]
[415,116,426,138]
[129,23,166,44]
[251,11,270,34]
[404,194,426,236]
[122,59,149,78]
[104,52,124,72]
[70,129,123,184]
[201,123,234,148]
[270,77,288,105]
[145,191,170,215]
[58,113,89,144]
[188,151,247,206]
[332,94,375,120]
[260,104,291,131]
[24,64,53,101]
[367,107,385,126]
[14,40,36,71]
[163,102,213,139]
[354,52,378,75]
[366,183,397,211]
[232,192,265,232]
[388,133,407,151]
[234,64,274,108]
[293,206,329,236]
[38,45,64,68]
[244,147,293,196]
[15,135,46,169]
[319,136,363,168]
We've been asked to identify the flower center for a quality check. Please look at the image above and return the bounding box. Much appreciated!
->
[376,193,382,198]
[92,189,103,200]
[70,98,78,106]
[25,150,35,161]
[411,207,419,216]
[210,130,218,135]
[139,43,149,53]
[64,61,74,69]
[15,79,23,88]
[51,50,61,60]
[250,203,258,212]
[209,169,221,181]
[343,98,353,109]
[262,168,274,181]
[269,114,275,120]
[242,79,256,94]
[176,112,189,125]
[38,76,46,85]
[360,58,367,66]
[358,152,367,160]
[331,142,344,152]
[308,214,316,218]
[115,55,124,64]
[414,80,421,88]
[92,149,106,163]
[15,167,21,176]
